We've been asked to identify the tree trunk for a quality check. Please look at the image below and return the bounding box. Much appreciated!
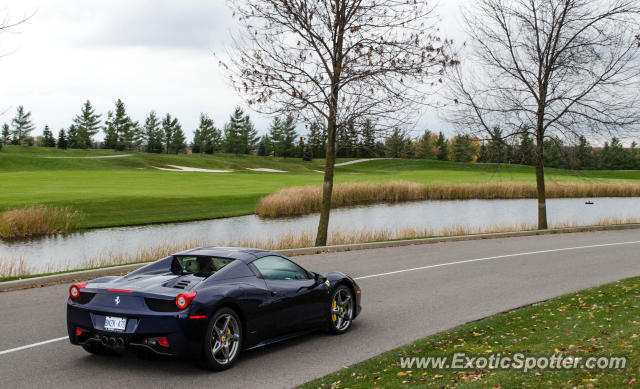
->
[535,131,548,229]
[315,118,336,247]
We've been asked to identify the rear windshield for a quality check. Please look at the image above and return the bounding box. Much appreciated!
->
[171,256,233,276]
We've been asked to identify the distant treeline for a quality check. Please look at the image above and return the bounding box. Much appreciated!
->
[1,101,638,170]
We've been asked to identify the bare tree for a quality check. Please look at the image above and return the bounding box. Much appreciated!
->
[222,0,455,246]
[0,8,33,59]
[447,0,640,229]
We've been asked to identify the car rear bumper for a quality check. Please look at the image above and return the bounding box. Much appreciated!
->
[67,303,206,358]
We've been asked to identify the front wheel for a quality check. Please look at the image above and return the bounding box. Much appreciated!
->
[202,308,243,371]
[329,286,354,334]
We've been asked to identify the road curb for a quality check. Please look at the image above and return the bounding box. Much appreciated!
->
[2,223,640,292]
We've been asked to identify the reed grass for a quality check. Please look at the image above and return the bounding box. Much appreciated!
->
[256,181,640,218]
[0,206,79,239]
[2,217,639,279]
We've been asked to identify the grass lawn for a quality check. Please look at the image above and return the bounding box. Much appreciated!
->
[300,277,640,388]
[2,145,640,230]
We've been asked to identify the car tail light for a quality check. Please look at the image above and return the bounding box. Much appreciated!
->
[175,292,196,310]
[75,328,83,336]
[69,283,87,299]
[157,337,169,347]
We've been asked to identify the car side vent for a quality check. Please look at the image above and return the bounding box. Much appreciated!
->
[145,298,179,312]
[174,280,191,289]
[77,292,96,304]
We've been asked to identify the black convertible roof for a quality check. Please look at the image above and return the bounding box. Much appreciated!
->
[173,246,275,262]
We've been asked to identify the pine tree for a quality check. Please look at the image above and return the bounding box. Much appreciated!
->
[308,122,327,158]
[278,115,297,157]
[72,100,102,149]
[199,114,222,154]
[543,137,568,168]
[1,123,10,145]
[483,127,507,163]
[240,112,258,154]
[103,100,138,150]
[302,137,313,161]
[434,132,449,161]
[170,123,187,154]
[359,119,377,158]
[574,136,594,169]
[257,136,269,156]
[224,107,247,154]
[57,129,68,149]
[384,128,411,158]
[11,105,35,145]
[143,111,164,153]
[268,117,282,156]
[42,125,56,147]
[67,124,82,149]
[162,114,180,154]
[517,133,536,165]
[418,130,436,159]
[451,134,477,162]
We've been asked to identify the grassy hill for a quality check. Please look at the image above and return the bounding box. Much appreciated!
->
[1,145,639,230]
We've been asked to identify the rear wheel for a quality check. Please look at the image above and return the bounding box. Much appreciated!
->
[329,286,354,334]
[202,308,243,370]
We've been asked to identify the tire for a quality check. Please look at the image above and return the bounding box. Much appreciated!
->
[328,285,354,334]
[202,307,243,371]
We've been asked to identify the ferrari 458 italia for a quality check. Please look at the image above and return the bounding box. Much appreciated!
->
[67,247,362,370]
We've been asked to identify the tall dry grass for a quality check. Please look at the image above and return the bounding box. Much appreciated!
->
[256,181,640,218]
[2,216,639,279]
[0,206,79,240]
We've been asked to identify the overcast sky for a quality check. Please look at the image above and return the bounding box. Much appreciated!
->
[0,1,465,140]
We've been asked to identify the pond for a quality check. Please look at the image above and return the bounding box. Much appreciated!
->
[1,197,639,274]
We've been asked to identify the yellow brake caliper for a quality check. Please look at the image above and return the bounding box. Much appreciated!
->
[332,300,337,323]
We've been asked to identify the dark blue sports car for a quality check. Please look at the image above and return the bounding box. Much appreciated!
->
[67,247,362,370]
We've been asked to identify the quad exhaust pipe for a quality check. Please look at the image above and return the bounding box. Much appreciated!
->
[100,336,125,347]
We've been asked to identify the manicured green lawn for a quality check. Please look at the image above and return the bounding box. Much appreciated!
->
[2,145,639,230]
[300,277,640,388]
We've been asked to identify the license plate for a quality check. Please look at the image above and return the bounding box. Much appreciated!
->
[104,316,127,331]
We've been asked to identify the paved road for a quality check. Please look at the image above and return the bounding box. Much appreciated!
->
[1,230,640,388]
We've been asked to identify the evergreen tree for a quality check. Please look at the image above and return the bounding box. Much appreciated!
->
[451,134,477,162]
[197,114,222,154]
[42,125,56,147]
[1,123,11,145]
[143,111,164,153]
[574,136,594,169]
[170,123,187,154]
[278,115,297,157]
[417,130,436,159]
[434,132,449,161]
[162,114,180,154]
[257,136,269,156]
[67,124,83,149]
[336,126,351,157]
[543,137,568,168]
[224,107,249,154]
[103,99,138,150]
[308,122,327,158]
[72,100,102,149]
[384,128,411,158]
[359,119,377,157]
[240,112,259,154]
[517,133,536,165]
[10,105,35,145]
[483,127,507,163]
[302,137,313,161]
[345,122,359,157]
[600,137,626,169]
[267,116,282,156]
[57,129,68,149]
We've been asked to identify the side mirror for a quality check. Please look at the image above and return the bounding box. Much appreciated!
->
[313,272,327,284]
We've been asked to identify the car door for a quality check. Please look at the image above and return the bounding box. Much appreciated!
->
[250,255,328,335]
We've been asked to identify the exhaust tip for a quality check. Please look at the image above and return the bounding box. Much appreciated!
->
[101,336,108,346]
[108,337,116,345]
[116,338,124,347]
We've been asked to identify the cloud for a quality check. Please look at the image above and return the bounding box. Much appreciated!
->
[76,0,236,50]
